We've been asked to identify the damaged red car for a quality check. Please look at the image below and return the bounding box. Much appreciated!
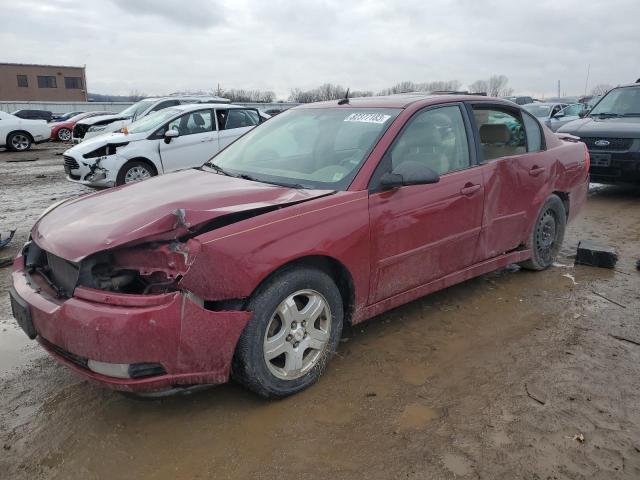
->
[10,94,589,397]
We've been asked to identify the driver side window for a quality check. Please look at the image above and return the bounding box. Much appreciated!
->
[165,110,213,136]
[390,105,470,175]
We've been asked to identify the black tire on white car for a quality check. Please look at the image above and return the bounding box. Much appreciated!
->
[7,131,32,152]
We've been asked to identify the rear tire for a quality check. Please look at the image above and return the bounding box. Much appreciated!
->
[57,128,71,142]
[520,195,566,270]
[7,132,32,152]
[233,267,343,398]
[116,160,156,186]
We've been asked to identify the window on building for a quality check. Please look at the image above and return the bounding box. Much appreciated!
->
[64,77,83,89]
[37,76,57,88]
[16,75,28,87]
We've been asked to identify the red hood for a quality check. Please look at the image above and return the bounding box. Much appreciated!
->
[33,169,333,262]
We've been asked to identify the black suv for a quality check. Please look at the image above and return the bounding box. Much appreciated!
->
[558,82,640,184]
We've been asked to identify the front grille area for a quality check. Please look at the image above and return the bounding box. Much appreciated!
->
[45,252,80,296]
[581,137,634,151]
[63,155,79,169]
[73,123,90,139]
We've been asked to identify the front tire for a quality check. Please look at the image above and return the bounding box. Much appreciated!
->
[116,160,156,186]
[57,128,71,142]
[521,195,566,270]
[233,267,344,398]
[7,132,32,152]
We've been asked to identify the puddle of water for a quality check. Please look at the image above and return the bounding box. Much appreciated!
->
[442,453,472,476]
[0,326,40,376]
[397,403,437,431]
[398,361,434,386]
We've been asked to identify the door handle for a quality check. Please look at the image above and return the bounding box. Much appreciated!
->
[529,166,546,176]
[460,183,481,196]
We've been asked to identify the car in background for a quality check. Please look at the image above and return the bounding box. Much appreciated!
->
[50,111,110,142]
[11,109,53,122]
[12,94,589,397]
[71,96,230,144]
[63,103,263,187]
[502,96,534,105]
[545,103,588,132]
[52,111,85,122]
[0,111,51,151]
[558,81,640,184]
[522,102,568,130]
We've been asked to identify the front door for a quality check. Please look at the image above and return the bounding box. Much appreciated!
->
[159,109,217,172]
[368,104,484,303]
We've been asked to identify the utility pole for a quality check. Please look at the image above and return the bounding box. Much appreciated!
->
[557,80,561,99]
[584,64,591,96]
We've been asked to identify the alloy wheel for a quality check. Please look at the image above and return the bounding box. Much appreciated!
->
[11,134,30,151]
[124,166,151,183]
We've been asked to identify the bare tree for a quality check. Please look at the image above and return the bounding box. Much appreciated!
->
[128,89,146,102]
[591,84,613,96]
[377,80,460,96]
[468,80,489,94]
[486,75,513,97]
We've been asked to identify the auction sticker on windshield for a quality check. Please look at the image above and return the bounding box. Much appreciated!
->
[344,112,391,123]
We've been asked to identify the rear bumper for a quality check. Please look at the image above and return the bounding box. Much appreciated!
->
[11,255,252,392]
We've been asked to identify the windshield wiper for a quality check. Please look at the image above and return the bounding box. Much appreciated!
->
[622,113,640,117]
[592,112,621,118]
[205,162,236,177]
[238,173,305,189]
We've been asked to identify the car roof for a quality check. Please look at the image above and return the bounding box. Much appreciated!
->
[169,103,248,112]
[294,93,509,110]
[141,96,231,103]
[523,102,562,107]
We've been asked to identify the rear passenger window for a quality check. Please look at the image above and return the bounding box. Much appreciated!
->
[472,107,526,161]
[522,112,543,152]
[389,105,470,175]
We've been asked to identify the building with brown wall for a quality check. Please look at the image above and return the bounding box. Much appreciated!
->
[0,63,87,101]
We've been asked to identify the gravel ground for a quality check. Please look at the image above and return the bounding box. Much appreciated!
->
[1,143,639,479]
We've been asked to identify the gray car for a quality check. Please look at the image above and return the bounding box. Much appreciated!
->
[522,102,569,131]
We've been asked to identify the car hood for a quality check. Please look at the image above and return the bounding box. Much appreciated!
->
[78,114,129,126]
[33,169,334,262]
[65,131,147,155]
[558,116,640,137]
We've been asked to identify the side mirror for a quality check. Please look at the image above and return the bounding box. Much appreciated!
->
[579,109,590,118]
[380,161,440,190]
[552,112,565,119]
[164,129,179,143]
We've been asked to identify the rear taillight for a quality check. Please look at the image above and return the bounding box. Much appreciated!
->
[584,144,590,171]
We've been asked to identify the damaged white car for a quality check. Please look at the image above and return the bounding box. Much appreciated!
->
[63,103,265,187]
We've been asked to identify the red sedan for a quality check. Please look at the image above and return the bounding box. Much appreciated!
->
[49,111,109,142]
[10,94,589,397]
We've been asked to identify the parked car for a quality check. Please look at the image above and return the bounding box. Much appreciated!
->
[522,102,569,130]
[544,103,588,132]
[11,109,53,122]
[0,111,51,151]
[558,81,640,184]
[52,111,85,122]
[502,96,534,105]
[10,94,589,397]
[50,111,110,142]
[71,96,230,144]
[63,103,264,187]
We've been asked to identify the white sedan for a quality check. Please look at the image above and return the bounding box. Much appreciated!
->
[0,111,51,151]
[63,103,265,187]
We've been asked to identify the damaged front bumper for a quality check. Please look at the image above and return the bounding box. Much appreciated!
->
[63,151,120,187]
[10,253,252,393]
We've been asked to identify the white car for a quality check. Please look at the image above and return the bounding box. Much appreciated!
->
[0,111,51,151]
[63,103,265,187]
[71,96,230,144]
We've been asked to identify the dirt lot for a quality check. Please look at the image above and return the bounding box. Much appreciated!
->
[1,143,639,479]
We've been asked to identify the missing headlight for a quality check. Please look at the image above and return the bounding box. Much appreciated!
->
[83,142,129,159]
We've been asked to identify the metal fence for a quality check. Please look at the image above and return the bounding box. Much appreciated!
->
[0,100,300,115]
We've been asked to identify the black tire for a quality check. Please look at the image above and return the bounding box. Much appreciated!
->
[520,195,566,270]
[57,128,72,142]
[233,267,344,398]
[115,160,156,186]
[7,131,32,152]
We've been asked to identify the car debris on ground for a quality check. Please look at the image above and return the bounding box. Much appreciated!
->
[575,240,618,268]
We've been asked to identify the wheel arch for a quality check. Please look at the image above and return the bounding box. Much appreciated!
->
[247,255,356,326]
[122,157,159,175]
[552,190,570,218]
[7,130,34,144]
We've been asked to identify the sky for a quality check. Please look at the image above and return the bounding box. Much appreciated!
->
[1,0,639,100]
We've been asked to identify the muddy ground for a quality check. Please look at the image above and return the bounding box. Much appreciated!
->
[1,143,639,479]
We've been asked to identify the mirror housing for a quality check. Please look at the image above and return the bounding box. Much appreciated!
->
[164,129,179,143]
[579,109,590,118]
[380,161,440,190]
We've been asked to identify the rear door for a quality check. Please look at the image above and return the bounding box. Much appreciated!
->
[368,103,484,303]
[216,108,260,149]
[158,108,217,171]
[469,103,553,261]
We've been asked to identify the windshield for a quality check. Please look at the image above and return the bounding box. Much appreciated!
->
[522,104,552,118]
[126,108,180,134]
[205,107,401,190]
[590,86,640,116]
[118,99,156,120]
